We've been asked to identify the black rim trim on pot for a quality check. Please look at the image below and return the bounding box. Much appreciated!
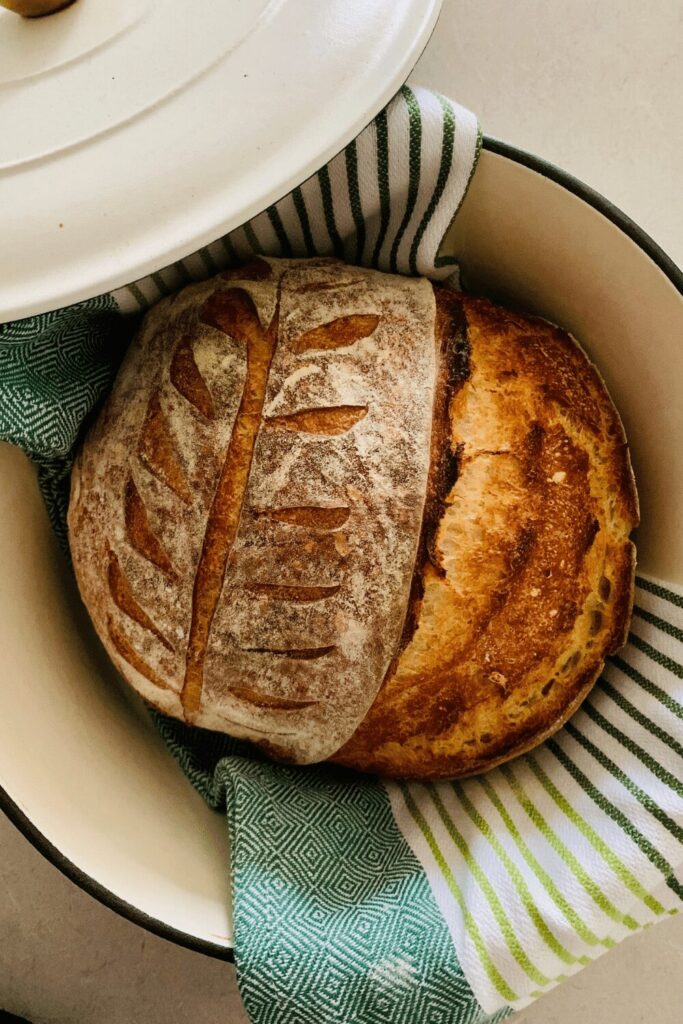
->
[0,783,235,962]
[484,137,683,293]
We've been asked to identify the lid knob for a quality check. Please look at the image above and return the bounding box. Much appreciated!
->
[0,0,76,15]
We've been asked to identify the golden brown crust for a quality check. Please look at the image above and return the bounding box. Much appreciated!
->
[333,294,638,779]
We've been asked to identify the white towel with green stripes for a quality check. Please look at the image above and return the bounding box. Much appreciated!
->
[111,85,477,312]
[1,84,681,1024]
[388,574,683,1011]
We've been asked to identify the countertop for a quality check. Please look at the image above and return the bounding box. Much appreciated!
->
[2,1,682,1021]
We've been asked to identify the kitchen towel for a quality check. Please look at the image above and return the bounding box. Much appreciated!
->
[1,84,681,1024]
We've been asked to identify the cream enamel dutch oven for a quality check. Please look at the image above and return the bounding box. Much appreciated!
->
[1,140,682,958]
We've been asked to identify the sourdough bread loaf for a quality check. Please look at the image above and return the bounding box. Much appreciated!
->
[68,257,638,778]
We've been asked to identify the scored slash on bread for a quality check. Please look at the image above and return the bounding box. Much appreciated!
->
[68,258,638,778]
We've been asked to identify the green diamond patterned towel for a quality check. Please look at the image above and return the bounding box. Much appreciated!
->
[2,85,682,1024]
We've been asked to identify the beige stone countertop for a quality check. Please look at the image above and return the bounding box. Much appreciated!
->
[2,1,682,1021]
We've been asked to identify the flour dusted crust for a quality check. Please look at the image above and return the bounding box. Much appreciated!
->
[69,260,638,778]
[68,257,439,763]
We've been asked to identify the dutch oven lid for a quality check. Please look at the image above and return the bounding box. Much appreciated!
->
[0,0,441,320]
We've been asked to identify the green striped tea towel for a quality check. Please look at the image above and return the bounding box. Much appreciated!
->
[1,84,681,1024]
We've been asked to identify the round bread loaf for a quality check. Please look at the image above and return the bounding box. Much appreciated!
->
[68,257,638,778]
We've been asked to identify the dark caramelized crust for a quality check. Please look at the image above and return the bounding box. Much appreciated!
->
[334,294,638,779]
[398,288,469,650]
